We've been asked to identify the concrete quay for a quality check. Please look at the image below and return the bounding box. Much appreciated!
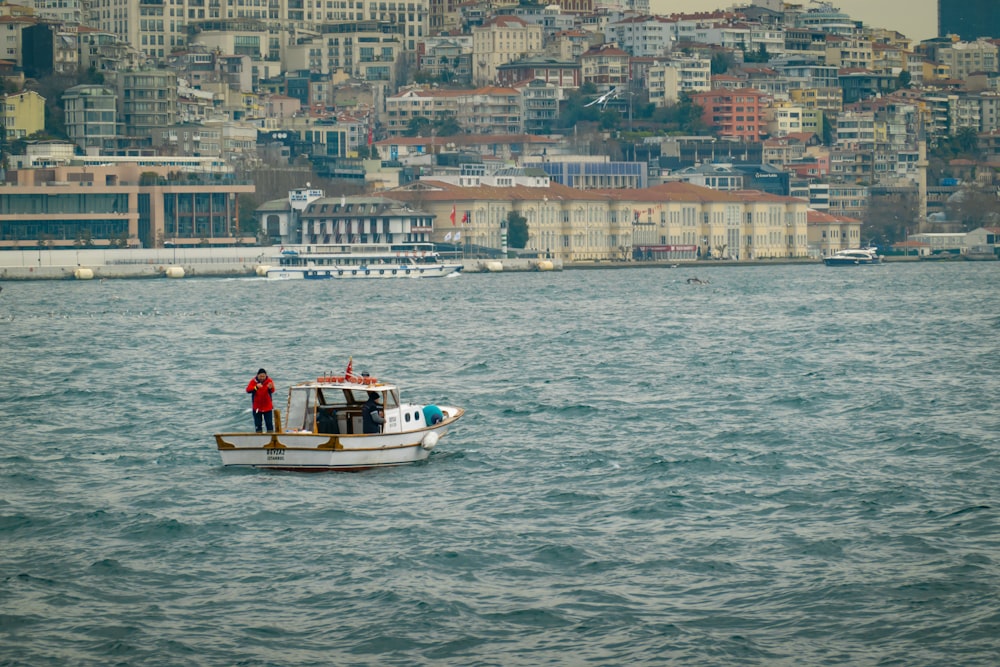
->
[0,248,924,281]
[0,248,563,280]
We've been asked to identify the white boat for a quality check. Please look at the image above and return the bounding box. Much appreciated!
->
[823,248,883,266]
[264,243,462,279]
[214,365,464,471]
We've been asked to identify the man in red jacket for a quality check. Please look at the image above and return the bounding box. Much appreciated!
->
[246,368,276,432]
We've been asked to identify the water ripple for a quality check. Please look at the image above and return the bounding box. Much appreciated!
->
[2,263,999,666]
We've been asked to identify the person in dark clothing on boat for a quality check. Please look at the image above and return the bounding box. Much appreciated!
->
[317,406,339,434]
[361,391,385,434]
[246,368,276,432]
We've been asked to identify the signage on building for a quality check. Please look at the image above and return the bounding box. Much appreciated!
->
[290,189,323,202]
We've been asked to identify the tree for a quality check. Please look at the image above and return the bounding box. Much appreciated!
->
[432,114,462,137]
[506,211,528,249]
[405,116,432,137]
[711,52,734,75]
[897,70,912,89]
[743,44,769,63]
[955,126,981,157]
[932,127,982,161]
[865,191,918,244]
[946,186,1000,231]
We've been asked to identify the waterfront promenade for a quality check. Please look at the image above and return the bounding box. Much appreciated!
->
[0,247,925,280]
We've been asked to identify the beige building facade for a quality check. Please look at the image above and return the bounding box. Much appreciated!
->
[472,15,544,87]
[384,178,810,262]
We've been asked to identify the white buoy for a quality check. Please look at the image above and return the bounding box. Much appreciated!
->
[255,265,271,277]
[536,260,554,271]
[485,261,503,273]
[73,267,95,280]
[421,431,439,451]
[165,266,185,279]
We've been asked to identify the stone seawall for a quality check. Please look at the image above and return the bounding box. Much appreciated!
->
[0,249,564,280]
[0,247,270,280]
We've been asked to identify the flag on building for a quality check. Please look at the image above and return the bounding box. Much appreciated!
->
[461,210,469,224]
[450,204,456,225]
[444,232,452,242]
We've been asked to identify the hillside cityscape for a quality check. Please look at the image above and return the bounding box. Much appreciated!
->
[1,0,999,263]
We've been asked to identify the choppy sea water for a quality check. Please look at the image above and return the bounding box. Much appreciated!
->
[2,262,999,666]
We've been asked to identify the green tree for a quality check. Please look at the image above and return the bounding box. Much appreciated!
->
[955,126,981,157]
[506,211,528,249]
[711,52,734,75]
[405,116,432,137]
[432,114,463,137]
[743,44,769,63]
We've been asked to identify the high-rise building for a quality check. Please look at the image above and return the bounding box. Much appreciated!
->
[63,85,118,153]
[86,0,428,65]
[939,0,1000,41]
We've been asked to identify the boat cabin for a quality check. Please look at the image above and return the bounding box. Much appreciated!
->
[284,382,400,435]
[276,243,444,269]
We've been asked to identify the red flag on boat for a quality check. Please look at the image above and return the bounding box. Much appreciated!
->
[450,204,456,225]
[345,357,353,379]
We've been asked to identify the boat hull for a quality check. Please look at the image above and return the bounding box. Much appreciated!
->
[266,264,462,279]
[214,410,461,471]
[823,257,881,266]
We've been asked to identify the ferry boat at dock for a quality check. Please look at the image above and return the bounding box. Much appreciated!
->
[262,243,463,279]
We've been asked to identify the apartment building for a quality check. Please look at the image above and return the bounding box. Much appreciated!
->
[834,110,876,149]
[496,56,580,88]
[580,43,631,89]
[472,15,544,86]
[384,87,462,136]
[62,85,117,152]
[606,15,677,58]
[1,90,45,140]
[689,88,770,143]
[647,55,711,107]
[0,15,31,65]
[383,86,524,136]
[824,35,874,70]
[936,40,998,82]
[515,78,559,135]
[86,0,428,63]
[765,102,804,137]
[118,70,178,142]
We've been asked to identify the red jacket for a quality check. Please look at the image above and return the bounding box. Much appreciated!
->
[246,377,275,412]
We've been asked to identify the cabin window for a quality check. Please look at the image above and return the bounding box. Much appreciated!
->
[286,388,317,432]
